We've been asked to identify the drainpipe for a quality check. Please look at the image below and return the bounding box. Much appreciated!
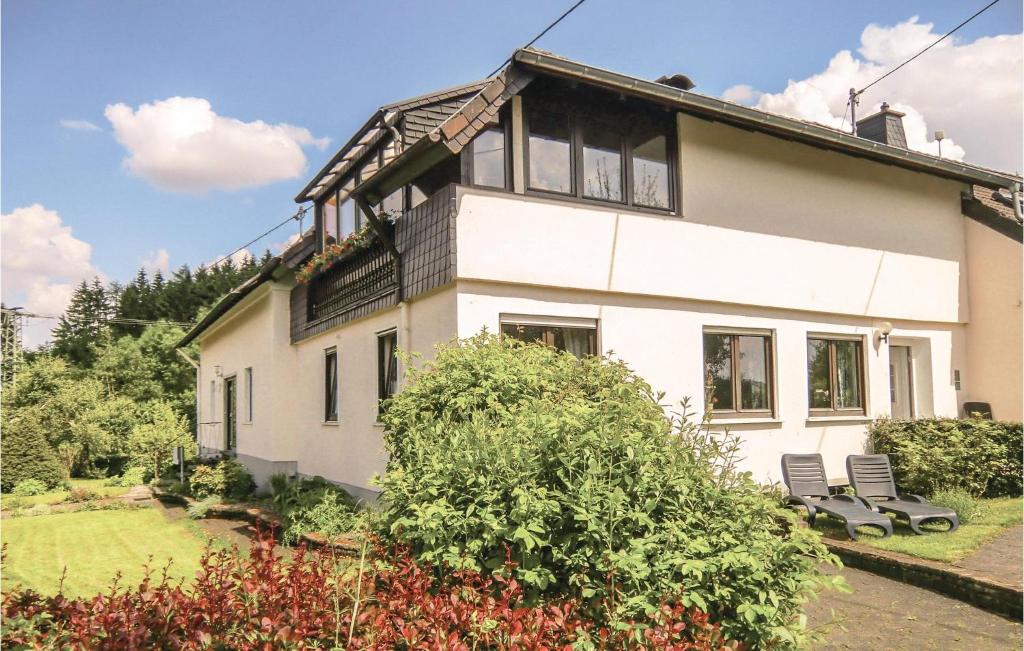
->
[176,348,201,463]
[1013,182,1023,225]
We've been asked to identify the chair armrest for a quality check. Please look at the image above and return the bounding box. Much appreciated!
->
[856,496,882,512]
[899,494,928,504]
[786,495,816,510]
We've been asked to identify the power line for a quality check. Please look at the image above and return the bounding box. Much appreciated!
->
[846,0,1001,133]
[485,0,590,78]
[204,205,308,270]
[859,0,1001,96]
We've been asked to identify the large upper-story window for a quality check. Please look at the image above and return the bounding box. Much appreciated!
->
[524,100,675,211]
[469,127,508,189]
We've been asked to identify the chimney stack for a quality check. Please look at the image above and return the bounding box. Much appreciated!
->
[855,102,907,148]
[655,73,695,91]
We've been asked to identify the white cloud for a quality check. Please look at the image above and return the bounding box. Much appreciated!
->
[105,97,330,194]
[59,118,101,132]
[271,232,301,254]
[141,248,171,276]
[722,17,1023,172]
[1,204,103,347]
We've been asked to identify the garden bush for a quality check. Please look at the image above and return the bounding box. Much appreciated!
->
[377,334,838,648]
[870,418,1022,497]
[187,459,253,499]
[2,532,732,650]
[11,479,49,497]
[64,486,101,503]
[0,422,64,493]
[269,474,360,544]
[106,466,149,487]
[930,487,983,524]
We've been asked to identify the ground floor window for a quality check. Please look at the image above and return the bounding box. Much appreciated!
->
[499,316,598,359]
[378,330,398,415]
[324,349,338,422]
[223,375,237,450]
[807,336,865,416]
[703,329,774,417]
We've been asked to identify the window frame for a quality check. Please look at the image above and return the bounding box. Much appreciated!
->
[463,121,512,191]
[223,374,237,451]
[498,314,599,358]
[377,329,398,417]
[243,366,253,423]
[806,334,867,417]
[522,99,677,213]
[702,328,775,418]
[324,348,339,423]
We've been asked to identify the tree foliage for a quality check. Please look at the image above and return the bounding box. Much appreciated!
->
[0,419,65,492]
[128,400,192,481]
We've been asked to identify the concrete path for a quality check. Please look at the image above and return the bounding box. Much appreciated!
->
[807,564,1022,650]
[954,525,1023,591]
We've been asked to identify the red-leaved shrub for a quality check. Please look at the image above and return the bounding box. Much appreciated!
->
[2,529,735,650]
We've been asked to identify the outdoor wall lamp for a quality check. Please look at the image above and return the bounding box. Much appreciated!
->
[876,322,893,344]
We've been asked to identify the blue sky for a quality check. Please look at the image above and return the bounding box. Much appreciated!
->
[2,0,1021,341]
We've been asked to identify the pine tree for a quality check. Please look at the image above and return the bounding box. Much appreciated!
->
[52,278,110,367]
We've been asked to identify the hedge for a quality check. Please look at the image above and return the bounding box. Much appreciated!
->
[869,418,1022,497]
[0,421,65,493]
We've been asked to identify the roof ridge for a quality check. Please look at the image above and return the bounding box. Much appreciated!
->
[381,78,492,111]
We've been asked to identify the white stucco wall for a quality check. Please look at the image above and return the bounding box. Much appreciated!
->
[964,218,1024,421]
[455,280,964,484]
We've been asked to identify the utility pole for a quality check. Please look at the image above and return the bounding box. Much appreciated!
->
[1,305,24,387]
[849,88,861,135]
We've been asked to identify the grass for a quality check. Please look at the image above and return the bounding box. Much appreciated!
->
[1,479,131,509]
[1,507,210,598]
[811,496,1022,562]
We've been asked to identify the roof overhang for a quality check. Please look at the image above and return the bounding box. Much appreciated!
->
[511,49,1022,192]
[177,257,282,348]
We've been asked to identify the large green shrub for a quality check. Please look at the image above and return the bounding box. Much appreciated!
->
[11,479,49,496]
[268,475,360,544]
[188,459,253,499]
[377,334,838,648]
[870,418,1022,497]
[0,421,65,492]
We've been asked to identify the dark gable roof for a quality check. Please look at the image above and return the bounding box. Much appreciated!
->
[298,47,1019,208]
[962,184,1023,242]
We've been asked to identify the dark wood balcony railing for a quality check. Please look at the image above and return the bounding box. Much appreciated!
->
[307,238,396,322]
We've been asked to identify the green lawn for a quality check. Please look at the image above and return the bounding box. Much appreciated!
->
[1,508,209,598]
[811,497,1022,562]
[1,479,131,509]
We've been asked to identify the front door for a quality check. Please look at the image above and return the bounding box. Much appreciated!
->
[889,346,914,419]
[224,376,237,451]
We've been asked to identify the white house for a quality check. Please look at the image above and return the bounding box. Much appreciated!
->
[179,49,1023,499]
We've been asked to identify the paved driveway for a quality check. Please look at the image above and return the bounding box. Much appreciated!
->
[807,564,1022,650]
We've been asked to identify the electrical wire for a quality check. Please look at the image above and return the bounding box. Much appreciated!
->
[204,205,308,270]
[485,0,590,78]
[857,0,1002,96]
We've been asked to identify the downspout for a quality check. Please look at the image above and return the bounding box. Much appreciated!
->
[176,348,201,451]
[354,195,411,386]
[1013,182,1023,225]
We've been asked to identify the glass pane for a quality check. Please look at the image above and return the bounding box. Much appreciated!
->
[381,188,403,215]
[472,128,506,188]
[835,340,863,409]
[325,353,338,421]
[703,334,733,410]
[501,323,595,359]
[807,339,832,409]
[738,336,769,410]
[582,124,622,201]
[322,194,338,246]
[339,198,356,238]
[632,132,670,208]
[528,110,572,193]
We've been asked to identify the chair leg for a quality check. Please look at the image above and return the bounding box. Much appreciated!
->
[806,506,817,527]
[946,515,960,534]
[908,517,926,535]
[876,519,893,539]
[845,522,859,541]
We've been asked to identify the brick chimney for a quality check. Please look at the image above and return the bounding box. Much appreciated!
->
[856,102,907,148]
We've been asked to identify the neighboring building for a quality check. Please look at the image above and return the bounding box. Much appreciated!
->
[179,49,1023,497]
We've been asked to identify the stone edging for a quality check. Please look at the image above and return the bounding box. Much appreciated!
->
[153,490,361,556]
[824,538,1023,621]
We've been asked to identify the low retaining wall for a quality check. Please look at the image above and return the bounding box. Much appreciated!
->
[153,490,361,556]
[824,538,1023,621]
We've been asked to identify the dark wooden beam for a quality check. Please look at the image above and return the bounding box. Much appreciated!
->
[354,195,404,302]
